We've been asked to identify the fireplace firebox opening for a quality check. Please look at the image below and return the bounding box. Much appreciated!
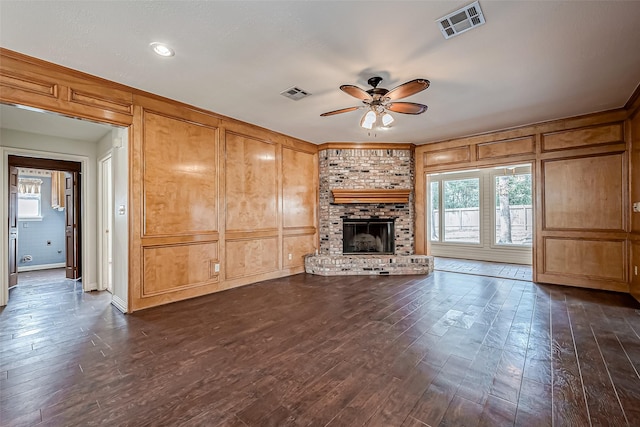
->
[343,218,395,255]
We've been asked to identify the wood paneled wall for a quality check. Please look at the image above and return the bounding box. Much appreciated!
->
[628,90,640,301]
[0,49,318,312]
[416,110,632,293]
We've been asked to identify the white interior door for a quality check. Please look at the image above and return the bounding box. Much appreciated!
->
[99,154,113,292]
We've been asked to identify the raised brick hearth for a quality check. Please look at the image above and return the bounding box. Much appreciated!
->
[305,254,433,276]
[305,146,434,276]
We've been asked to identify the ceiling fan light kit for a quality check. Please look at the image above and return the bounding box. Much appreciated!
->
[382,112,394,126]
[321,76,429,130]
[360,110,377,129]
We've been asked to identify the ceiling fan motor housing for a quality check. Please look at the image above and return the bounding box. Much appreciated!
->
[367,76,383,87]
[366,77,388,98]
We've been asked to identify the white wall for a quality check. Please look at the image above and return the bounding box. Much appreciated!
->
[98,128,129,312]
[1,129,99,305]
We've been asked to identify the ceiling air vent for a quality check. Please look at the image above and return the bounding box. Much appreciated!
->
[280,86,312,101]
[437,1,486,39]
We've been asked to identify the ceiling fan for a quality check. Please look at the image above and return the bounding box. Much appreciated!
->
[320,76,430,129]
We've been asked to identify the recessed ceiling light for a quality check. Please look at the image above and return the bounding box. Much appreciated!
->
[150,42,175,57]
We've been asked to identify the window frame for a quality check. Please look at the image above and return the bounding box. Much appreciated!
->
[427,164,534,262]
[489,165,533,249]
[17,177,44,221]
[428,170,484,247]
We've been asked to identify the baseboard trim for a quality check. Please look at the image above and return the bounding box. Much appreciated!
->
[111,295,127,313]
[18,263,65,272]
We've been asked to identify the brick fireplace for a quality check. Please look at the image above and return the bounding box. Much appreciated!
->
[305,146,433,276]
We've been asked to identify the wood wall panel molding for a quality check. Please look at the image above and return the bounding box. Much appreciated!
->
[130,106,144,311]
[630,241,640,302]
[424,146,470,167]
[142,242,219,297]
[539,230,627,240]
[543,237,625,281]
[222,119,317,153]
[140,233,219,247]
[283,234,316,269]
[225,238,279,280]
[283,226,317,236]
[67,87,133,115]
[630,111,640,234]
[225,132,278,232]
[133,94,224,127]
[538,143,627,162]
[536,272,628,293]
[417,110,626,153]
[541,123,624,152]
[225,229,278,240]
[0,71,58,98]
[624,82,640,115]
[142,110,219,236]
[476,136,535,160]
[1,51,134,126]
[542,154,625,231]
[283,148,317,229]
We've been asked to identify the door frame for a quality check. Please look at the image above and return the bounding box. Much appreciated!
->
[97,151,113,292]
[1,148,91,306]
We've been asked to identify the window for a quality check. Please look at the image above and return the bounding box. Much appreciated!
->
[443,178,480,243]
[494,173,532,246]
[18,177,43,220]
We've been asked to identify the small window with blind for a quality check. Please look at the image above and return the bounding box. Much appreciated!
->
[18,177,43,220]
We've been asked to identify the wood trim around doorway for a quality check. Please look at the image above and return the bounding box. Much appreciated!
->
[7,155,83,284]
[8,155,82,172]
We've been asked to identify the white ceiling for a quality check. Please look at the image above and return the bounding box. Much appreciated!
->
[1,1,639,145]
[0,104,114,142]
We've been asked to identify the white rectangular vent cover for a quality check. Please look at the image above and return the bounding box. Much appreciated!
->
[437,1,485,39]
[280,86,312,101]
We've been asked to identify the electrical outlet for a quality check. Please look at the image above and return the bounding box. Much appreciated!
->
[214,263,220,273]
[288,253,293,260]
[634,202,640,213]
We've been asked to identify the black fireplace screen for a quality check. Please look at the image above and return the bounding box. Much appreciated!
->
[343,219,395,255]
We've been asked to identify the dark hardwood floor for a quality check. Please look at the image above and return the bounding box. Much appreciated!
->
[2,268,640,426]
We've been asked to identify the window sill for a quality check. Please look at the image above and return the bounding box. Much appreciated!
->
[18,216,43,222]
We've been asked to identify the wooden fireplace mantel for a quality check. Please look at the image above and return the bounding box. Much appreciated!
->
[331,189,411,204]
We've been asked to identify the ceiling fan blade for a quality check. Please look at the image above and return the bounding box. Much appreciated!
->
[385,79,430,101]
[386,102,428,115]
[340,85,373,101]
[320,106,361,117]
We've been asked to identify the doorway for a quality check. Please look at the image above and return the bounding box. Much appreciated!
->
[427,163,533,265]
[1,104,129,311]
[8,156,82,287]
